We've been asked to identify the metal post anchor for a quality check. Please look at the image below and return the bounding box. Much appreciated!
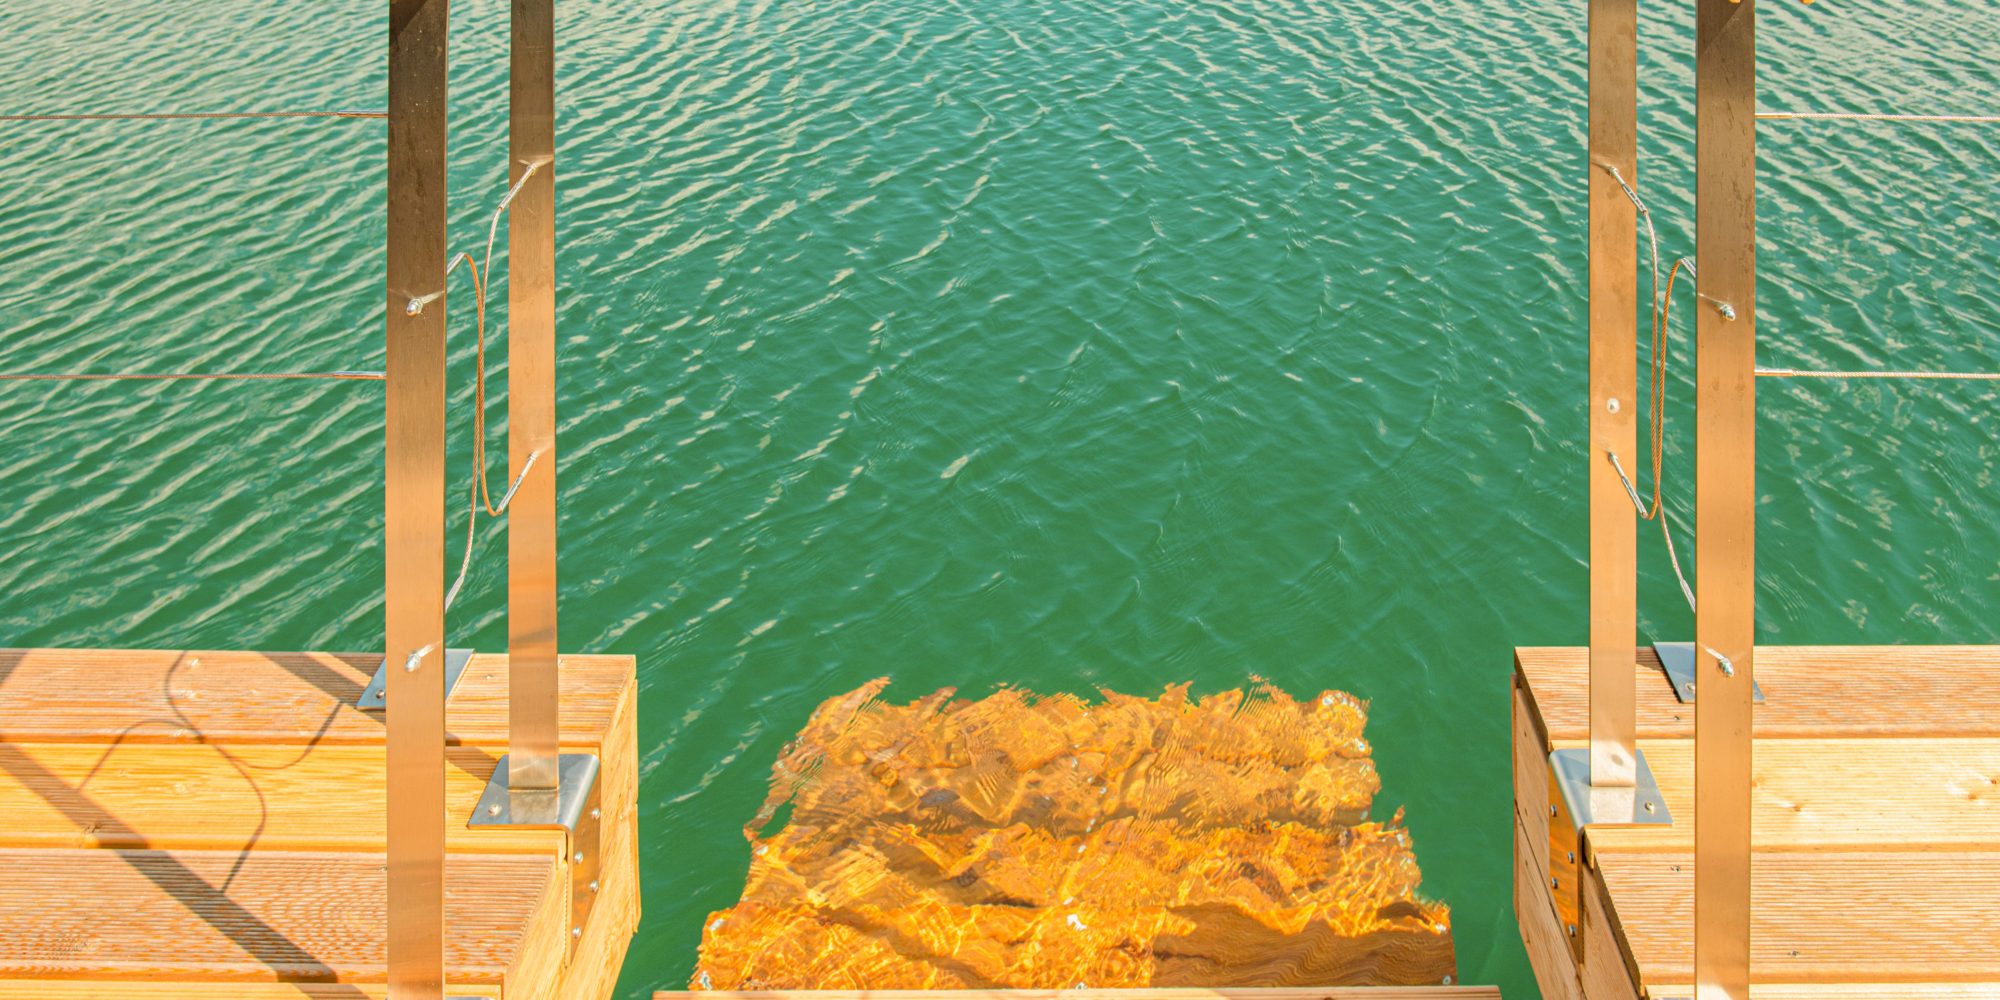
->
[469,752,602,956]
[1546,746,1673,962]
[1654,641,1764,704]
[358,648,476,709]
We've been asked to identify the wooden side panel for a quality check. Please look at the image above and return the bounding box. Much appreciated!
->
[1579,861,1640,1000]
[1517,812,1584,1000]
[560,653,642,998]
[1514,677,1554,885]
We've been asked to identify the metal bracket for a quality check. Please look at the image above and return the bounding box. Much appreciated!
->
[358,647,475,710]
[1653,641,1764,705]
[469,753,602,955]
[1546,747,1673,962]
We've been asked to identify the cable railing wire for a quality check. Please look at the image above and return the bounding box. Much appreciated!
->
[0,110,386,122]
[0,370,384,382]
[1758,109,2000,124]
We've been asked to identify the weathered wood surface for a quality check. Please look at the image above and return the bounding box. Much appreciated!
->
[1517,646,2000,741]
[0,647,639,1000]
[1514,646,2000,998]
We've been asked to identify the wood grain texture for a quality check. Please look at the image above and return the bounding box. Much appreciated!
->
[0,985,499,998]
[1517,646,2000,741]
[0,649,639,1000]
[1597,851,2000,985]
[1513,679,1554,889]
[0,742,559,856]
[1514,812,1581,1000]
[0,649,629,747]
[1553,738,2000,855]
[0,849,551,986]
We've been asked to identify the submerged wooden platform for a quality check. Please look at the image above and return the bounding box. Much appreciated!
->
[0,647,639,999]
[1513,645,2000,999]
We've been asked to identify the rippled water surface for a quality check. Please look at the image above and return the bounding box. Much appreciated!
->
[4,2,1999,995]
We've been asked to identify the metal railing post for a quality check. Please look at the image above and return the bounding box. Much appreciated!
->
[507,0,560,795]
[385,0,452,997]
[1587,0,1640,793]
[1694,0,1757,996]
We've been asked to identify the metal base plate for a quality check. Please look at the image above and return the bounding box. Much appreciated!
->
[357,647,474,710]
[1547,746,1673,959]
[469,752,601,829]
[1654,641,1765,705]
[1549,746,1674,829]
[470,753,603,949]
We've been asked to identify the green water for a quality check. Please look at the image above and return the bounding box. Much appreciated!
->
[4,1,1999,995]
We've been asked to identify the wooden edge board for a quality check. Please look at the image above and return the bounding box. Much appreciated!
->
[0,649,633,747]
[0,985,499,998]
[1515,646,2000,740]
[0,742,562,855]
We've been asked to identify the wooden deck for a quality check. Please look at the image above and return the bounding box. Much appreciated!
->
[1512,645,2000,999]
[0,647,639,999]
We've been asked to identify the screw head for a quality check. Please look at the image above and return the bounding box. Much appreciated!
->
[1551,876,1559,889]
[1606,397,1621,413]
[573,851,586,864]
[590,807,601,820]
[486,804,502,817]
[572,926,583,939]
[1567,851,1575,863]
[589,879,601,893]
[1567,922,1577,937]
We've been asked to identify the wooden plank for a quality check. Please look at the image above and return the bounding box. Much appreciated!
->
[1579,857,1640,1000]
[657,992,1503,999]
[1514,678,1555,886]
[1516,812,1583,1000]
[561,651,643,999]
[0,849,555,987]
[0,742,559,855]
[1548,738,2000,854]
[1595,851,2000,986]
[1516,646,2000,740]
[0,649,630,747]
[0,985,498,998]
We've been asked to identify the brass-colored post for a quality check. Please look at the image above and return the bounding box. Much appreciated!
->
[507,0,561,794]
[386,1,451,997]
[1694,0,1757,996]
[1587,0,1640,792]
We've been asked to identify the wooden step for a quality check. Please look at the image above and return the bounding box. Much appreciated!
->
[0,741,560,855]
[0,848,562,990]
[0,649,629,747]
[1594,850,2000,986]
[1548,737,2000,854]
[1516,646,2000,741]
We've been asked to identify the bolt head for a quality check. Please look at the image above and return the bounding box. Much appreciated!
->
[590,807,601,820]
[486,804,502,817]
[572,926,583,939]
[589,879,600,893]
[573,851,586,864]
[1606,397,1621,413]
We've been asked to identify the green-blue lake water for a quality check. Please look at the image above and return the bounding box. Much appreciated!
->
[3,2,1998,995]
